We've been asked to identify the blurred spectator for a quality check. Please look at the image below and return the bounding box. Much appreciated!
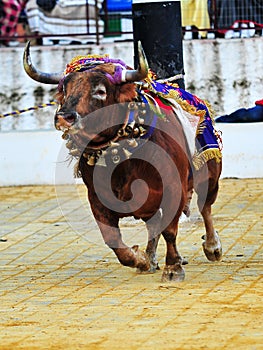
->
[181,0,210,38]
[216,99,263,123]
[25,0,104,45]
[215,0,263,38]
[36,0,56,12]
[0,0,28,46]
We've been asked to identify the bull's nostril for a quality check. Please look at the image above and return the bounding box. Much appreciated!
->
[56,112,78,125]
[64,115,76,123]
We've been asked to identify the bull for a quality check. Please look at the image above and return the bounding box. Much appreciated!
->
[23,41,222,282]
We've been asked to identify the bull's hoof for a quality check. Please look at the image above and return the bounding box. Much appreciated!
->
[202,243,222,261]
[136,262,160,274]
[138,251,160,274]
[202,234,222,261]
[131,245,151,272]
[161,264,185,282]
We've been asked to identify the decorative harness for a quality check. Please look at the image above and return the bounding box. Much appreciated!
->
[60,53,222,171]
[64,93,159,168]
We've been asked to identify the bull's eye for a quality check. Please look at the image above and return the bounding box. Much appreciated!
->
[93,84,107,101]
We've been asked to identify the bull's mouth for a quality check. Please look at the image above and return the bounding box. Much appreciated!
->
[55,113,80,134]
[56,112,121,152]
[59,109,129,151]
[55,114,104,142]
[59,125,79,134]
[62,125,121,152]
[57,103,131,155]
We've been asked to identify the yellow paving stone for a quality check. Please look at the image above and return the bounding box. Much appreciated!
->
[0,179,262,349]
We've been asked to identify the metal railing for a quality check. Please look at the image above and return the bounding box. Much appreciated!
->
[0,0,262,46]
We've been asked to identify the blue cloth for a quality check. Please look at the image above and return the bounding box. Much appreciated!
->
[216,105,263,123]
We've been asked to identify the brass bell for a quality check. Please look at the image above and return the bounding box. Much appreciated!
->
[123,130,130,137]
[96,155,106,167]
[66,140,74,149]
[128,102,137,110]
[126,139,138,148]
[117,129,124,137]
[139,126,147,136]
[109,141,120,147]
[70,148,81,157]
[127,120,135,130]
[62,133,69,140]
[87,154,96,166]
[83,152,90,159]
[133,127,140,137]
[112,155,120,164]
[138,117,145,125]
[123,148,132,159]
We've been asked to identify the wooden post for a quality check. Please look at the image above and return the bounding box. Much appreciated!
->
[132,0,185,89]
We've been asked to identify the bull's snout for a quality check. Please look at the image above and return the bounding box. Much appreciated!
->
[55,111,79,131]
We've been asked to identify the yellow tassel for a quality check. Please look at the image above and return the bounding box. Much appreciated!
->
[192,149,222,170]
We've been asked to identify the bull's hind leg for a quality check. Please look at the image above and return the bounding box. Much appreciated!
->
[195,160,222,261]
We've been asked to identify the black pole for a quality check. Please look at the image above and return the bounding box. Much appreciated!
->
[132,0,185,89]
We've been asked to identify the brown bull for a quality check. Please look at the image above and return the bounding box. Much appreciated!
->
[23,42,222,282]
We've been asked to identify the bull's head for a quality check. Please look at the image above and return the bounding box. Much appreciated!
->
[23,41,149,148]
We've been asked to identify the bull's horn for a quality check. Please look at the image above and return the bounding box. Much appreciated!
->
[125,41,149,82]
[23,41,63,84]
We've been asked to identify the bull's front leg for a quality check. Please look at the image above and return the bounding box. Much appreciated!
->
[143,209,163,273]
[96,221,150,271]
[87,184,150,271]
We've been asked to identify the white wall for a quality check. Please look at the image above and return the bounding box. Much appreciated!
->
[218,123,263,178]
[0,38,262,184]
[0,123,262,186]
[0,130,64,186]
[0,37,262,131]
[183,38,263,116]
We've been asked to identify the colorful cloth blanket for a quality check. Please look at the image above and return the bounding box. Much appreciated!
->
[143,79,222,170]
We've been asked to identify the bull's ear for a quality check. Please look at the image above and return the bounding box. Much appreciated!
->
[124,41,149,82]
[23,41,64,84]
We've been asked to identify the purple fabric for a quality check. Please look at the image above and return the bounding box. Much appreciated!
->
[105,65,124,84]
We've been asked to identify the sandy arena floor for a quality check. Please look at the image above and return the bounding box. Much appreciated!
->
[0,178,262,350]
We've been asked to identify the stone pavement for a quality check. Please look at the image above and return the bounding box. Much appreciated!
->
[0,179,262,350]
